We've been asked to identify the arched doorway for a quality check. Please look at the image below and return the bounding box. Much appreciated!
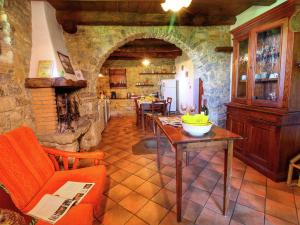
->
[97,38,197,117]
[65,27,231,126]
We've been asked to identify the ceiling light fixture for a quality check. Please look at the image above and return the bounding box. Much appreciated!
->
[161,0,192,12]
[98,73,104,78]
[142,59,150,66]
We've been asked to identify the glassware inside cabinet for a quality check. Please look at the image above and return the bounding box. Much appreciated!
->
[253,27,281,102]
[236,39,249,98]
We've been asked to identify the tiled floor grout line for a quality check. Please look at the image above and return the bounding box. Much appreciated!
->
[292,187,300,225]
[264,180,267,225]
[228,169,244,225]
[96,117,299,225]
[104,148,175,225]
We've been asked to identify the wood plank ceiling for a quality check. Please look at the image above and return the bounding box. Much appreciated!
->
[107,38,182,60]
[41,0,276,33]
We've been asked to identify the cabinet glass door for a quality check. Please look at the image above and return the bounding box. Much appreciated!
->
[253,27,281,102]
[236,39,249,98]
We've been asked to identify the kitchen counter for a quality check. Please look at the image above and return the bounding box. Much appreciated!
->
[110,99,135,117]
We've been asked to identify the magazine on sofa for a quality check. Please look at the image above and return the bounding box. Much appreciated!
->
[27,181,95,224]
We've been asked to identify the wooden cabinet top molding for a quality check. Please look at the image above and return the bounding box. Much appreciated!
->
[231,1,297,39]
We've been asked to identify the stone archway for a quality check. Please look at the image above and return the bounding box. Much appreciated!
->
[95,33,202,114]
[64,26,231,125]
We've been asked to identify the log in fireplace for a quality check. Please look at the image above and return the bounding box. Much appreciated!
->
[56,90,80,133]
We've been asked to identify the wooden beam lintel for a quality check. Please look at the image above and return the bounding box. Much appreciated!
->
[110,51,182,58]
[215,46,233,53]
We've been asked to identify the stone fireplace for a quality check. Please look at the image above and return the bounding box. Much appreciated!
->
[25,77,92,152]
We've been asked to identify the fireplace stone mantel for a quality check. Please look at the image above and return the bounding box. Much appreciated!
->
[25,78,87,89]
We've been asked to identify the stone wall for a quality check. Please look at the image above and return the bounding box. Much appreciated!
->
[0,0,34,133]
[64,26,231,126]
[99,58,175,98]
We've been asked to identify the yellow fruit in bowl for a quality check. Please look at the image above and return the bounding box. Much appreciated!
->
[181,114,209,125]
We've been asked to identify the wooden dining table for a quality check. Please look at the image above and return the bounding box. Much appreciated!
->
[138,100,165,130]
[155,117,242,222]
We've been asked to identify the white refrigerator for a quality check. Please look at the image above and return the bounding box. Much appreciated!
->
[160,79,178,112]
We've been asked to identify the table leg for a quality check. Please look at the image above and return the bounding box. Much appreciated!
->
[186,151,190,166]
[156,123,161,170]
[141,105,145,131]
[175,144,183,222]
[223,140,233,216]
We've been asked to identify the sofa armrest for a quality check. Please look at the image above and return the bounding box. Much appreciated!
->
[43,147,104,171]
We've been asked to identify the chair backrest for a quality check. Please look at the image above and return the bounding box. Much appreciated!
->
[134,97,141,113]
[151,100,167,115]
[0,127,55,210]
[166,97,172,114]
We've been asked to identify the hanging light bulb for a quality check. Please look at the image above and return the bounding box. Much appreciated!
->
[142,59,150,66]
[161,0,192,12]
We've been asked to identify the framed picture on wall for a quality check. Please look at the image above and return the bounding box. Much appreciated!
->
[37,60,53,77]
[75,70,85,80]
[57,51,75,74]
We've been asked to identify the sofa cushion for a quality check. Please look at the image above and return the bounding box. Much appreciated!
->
[0,127,55,210]
[35,204,94,225]
[23,165,107,216]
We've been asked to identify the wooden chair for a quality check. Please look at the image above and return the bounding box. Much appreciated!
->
[166,97,172,115]
[134,97,141,127]
[287,153,300,186]
[145,100,167,133]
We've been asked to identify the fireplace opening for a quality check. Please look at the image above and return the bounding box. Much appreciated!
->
[56,89,80,134]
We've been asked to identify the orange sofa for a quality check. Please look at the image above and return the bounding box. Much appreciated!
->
[0,127,106,225]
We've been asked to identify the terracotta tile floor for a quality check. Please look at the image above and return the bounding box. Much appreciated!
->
[91,117,300,225]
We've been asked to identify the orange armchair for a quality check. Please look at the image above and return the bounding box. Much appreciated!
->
[43,146,104,170]
[0,127,106,225]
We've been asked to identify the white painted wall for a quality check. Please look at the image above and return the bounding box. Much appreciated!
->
[29,1,74,79]
[175,53,196,113]
[231,0,287,30]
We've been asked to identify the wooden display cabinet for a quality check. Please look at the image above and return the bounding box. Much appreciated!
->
[227,1,300,181]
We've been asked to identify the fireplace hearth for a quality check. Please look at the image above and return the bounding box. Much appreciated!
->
[25,78,92,152]
[56,91,80,133]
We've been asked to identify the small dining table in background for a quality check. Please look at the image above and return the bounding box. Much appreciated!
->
[137,99,165,130]
[155,117,242,222]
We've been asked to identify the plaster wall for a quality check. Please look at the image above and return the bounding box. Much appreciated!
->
[30,1,74,79]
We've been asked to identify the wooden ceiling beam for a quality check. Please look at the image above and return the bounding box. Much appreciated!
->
[56,10,236,33]
[123,39,178,47]
[47,0,275,6]
[107,56,176,60]
[116,47,182,53]
[45,0,276,13]
[109,51,182,59]
[57,11,189,26]
[46,0,276,33]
